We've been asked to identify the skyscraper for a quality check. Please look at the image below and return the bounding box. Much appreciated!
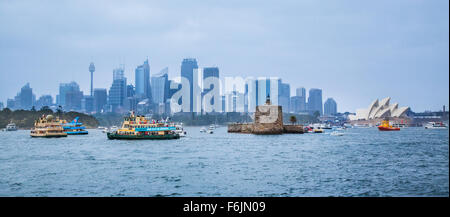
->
[151,67,169,104]
[296,87,307,112]
[181,58,198,112]
[126,84,135,98]
[109,67,127,112]
[57,82,82,110]
[94,88,107,113]
[278,82,290,111]
[35,95,53,109]
[290,96,302,113]
[324,98,337,116]
[135,59,151,101]
[89,62,95,96]
[308,88,323,116]
[202,67,219,112]
[18,83,33,110]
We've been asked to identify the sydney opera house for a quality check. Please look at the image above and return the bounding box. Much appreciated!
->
[348,97,410,122]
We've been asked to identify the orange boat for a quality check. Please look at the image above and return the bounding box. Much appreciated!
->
[378,120,400,131]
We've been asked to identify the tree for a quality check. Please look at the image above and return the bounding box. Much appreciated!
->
[31,106,36,111]
[290,115,297,125]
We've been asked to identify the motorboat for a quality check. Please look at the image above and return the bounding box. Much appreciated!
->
[330,131,344,136]
[313,129,324,133]
[378,120,400,131]
[174,123,187,137]
[5,121,17,131]
[424,122,448,129]
[200,127,206,133]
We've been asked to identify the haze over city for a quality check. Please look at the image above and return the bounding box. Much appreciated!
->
[0,0,448,112]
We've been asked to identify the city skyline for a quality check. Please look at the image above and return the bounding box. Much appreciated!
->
[0,0,448,112]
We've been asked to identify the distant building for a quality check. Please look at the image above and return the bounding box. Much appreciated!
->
[109,67,127,113]
[295,87,307,112]
[7,99,15,109]
[127,84,135,98]
[151,67,169,104]
[89,62,95,96]
[58,82,81,109]
[35,95,53,109]
[202,67,220,113]
[83,95,94,113]
[181,58,198,112]
[307,88,323,116]
[65,89,83,111]
[94,88,107,113]
[15,83,33,110]
[289,96,301,113]
[278,82,290,111]
[135,59,151,100]
[324,98,337,116]
[0,102,4,110]
[348,97,409,121]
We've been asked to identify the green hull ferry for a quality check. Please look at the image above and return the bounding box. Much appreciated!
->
[107,132,180,140]
[106,111,181,140]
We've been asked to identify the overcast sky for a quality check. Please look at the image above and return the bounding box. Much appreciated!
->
[0,0,448,112]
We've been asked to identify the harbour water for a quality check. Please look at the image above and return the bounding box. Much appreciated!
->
[0,127,448,196]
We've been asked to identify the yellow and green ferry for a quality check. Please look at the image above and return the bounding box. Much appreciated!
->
[107,111,180,140]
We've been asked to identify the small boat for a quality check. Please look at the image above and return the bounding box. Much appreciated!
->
[320,123,332,129]
[378,120,400,131]
[174,123,187,137]
[330,131,344,136]
[313,129,324,133]
[107,111,180,140]
[30,115,67,138]
[110,126,119,132]
[61,117,88,135]
[424,122,448,129]
[200,127,206,133]
[5,121,17,131]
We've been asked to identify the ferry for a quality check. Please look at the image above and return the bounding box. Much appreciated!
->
[424,122,448,129]
[378,120,400,131]
[5,121,17,131]
[30,115,67,138]
[107,111,180,140]
[61,117,88,135]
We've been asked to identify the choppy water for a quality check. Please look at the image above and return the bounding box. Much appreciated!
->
[0,127,448,196]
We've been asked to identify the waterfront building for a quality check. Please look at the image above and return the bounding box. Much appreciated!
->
[324,98,337,116]
[348,97,409,121]
[135,59,151,100]
[109,67,127,113]
[89,62,95,96]
[307,88,323,116]
[180,58,198,112]
[94,88,107,113]
[35,95,53,109]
